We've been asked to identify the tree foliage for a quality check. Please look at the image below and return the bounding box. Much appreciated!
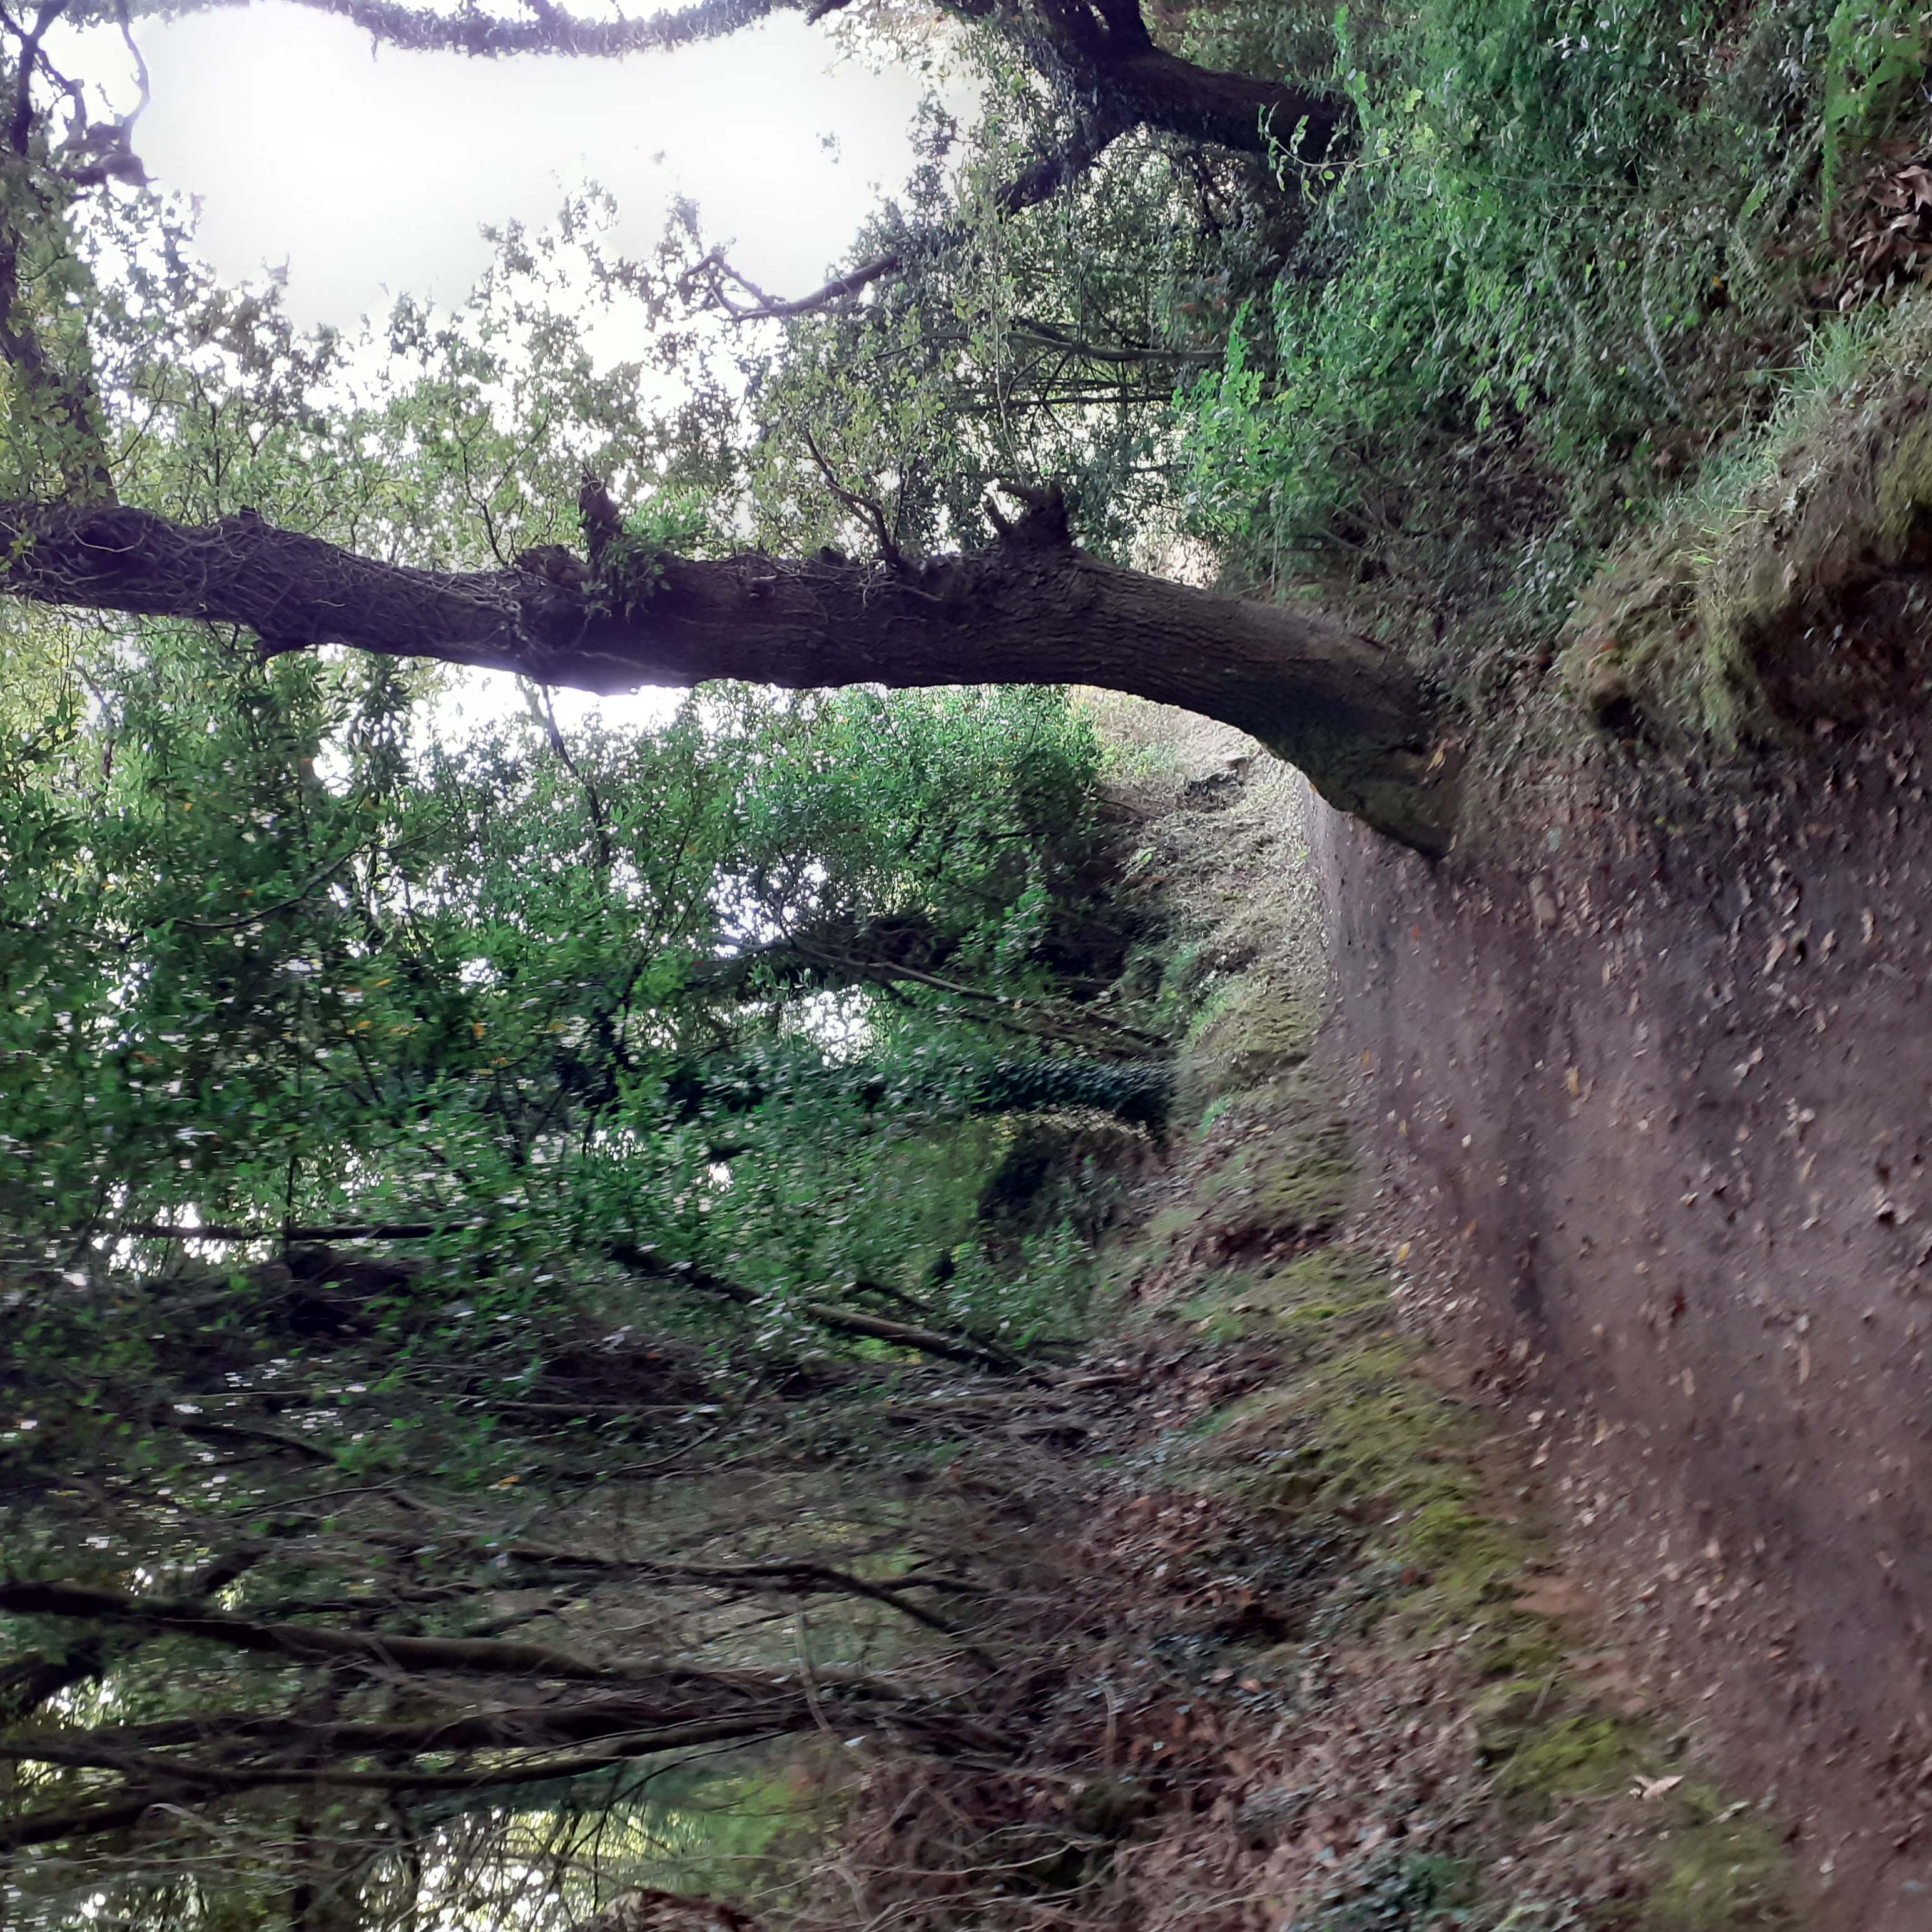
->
[0,0,1924,1909]
[0,583,1158,1918]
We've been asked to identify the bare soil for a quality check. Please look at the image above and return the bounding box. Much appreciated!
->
[1311,717,1932,1930]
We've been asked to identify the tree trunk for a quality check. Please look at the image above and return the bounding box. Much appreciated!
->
[0,499,1453,852]
[1103,46,1346,156]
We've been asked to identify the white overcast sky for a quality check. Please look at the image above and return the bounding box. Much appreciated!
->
[49,2,937,731]
[56,1,930,332]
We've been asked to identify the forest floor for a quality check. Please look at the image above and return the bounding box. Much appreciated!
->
[719,719,1806,1932]
[1308,689,1932,1932]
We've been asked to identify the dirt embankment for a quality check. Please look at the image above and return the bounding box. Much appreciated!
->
[1310,722,1932,1929]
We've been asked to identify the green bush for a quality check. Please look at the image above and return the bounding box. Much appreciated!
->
[1179,0,1843,618]
[1823,0,1932,207]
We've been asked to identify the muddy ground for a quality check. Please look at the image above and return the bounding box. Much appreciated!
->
[1311,719,1932,1931]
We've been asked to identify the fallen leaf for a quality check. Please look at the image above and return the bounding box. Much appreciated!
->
[1515,1576,1589,1619]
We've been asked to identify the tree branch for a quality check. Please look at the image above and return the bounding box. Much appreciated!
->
[0,1579,648,1681]
[795,1301,1048,1381]
[0,1638,105,1723]
[799,426,903,568]
[0,1723,798,1850]
[489,1542,976,1635]
[690,114,1132,322]
[195,0,795,59]
[0,1732,777,1797]
[116,1221,445,1241]
[156,1409,339,1463]
[0,1788,173,1854]
[31,1698,803,1762]
[0,499,1450,850]
[0,8,118,499]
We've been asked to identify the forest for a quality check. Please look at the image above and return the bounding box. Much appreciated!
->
[4,0,1932,1924]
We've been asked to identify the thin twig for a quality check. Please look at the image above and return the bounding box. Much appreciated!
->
[799,427,904,569]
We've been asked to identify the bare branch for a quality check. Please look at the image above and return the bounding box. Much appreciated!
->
[153,1408,339,1463]
[0,1579,646,1681]
[0,1733,767,1796]
[691,116,1132,322]
[195,0,796,58]
[487,1540,979,1635]
[796,1301,1048,1381]
[0,1726,796,1849]
[33,1697,802,1761]
[699,244,909,322]
[5,0,64,155]
[113,0,150,130]
[524,678,614,870]
[799,426,903,569]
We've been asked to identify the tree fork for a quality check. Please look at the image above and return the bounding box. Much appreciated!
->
[0,497,1455,852]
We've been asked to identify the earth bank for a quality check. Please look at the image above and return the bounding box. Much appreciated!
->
[1311,696,1932,1929]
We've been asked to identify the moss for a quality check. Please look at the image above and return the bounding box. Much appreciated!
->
[1178,974,1320,1117]
[1176,1241,1794,1924]
[1643,1792,1797,1930]
[1562,292,1932,741]
[1178,1251,1386,1345]
[1137,1086,1356,1278]
[1196,1121,1353,1248]
[1405,1500,1525,1618]
[1491,1714,1642,1809]
[1146,1205,1201,1253]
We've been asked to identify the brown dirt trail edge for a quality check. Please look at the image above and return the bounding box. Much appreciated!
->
[1309,729,1932,1931]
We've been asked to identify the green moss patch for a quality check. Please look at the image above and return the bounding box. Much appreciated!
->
[1563,293,1932,741]
[1179,972,1321,1116]
[1642,1790,1795,1931]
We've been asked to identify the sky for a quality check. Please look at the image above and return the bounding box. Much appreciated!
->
[50,0,938,731]
[58,1,931,333]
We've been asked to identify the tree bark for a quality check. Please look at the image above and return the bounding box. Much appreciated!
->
[0,499,1452,852]
[1091,43,1345,156]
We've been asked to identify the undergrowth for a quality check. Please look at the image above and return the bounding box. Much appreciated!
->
[1562,288,1932,736]
[1174,0,1932,706]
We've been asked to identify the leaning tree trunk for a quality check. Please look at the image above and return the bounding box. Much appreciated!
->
[0,496,1453,852]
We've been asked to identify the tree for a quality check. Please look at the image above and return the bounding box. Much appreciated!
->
[0,636,1139,1915]
[0,0,1457,851]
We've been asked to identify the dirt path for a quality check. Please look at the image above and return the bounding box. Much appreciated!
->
[776,733,1804,1932]
[1311,724,1932,1929]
